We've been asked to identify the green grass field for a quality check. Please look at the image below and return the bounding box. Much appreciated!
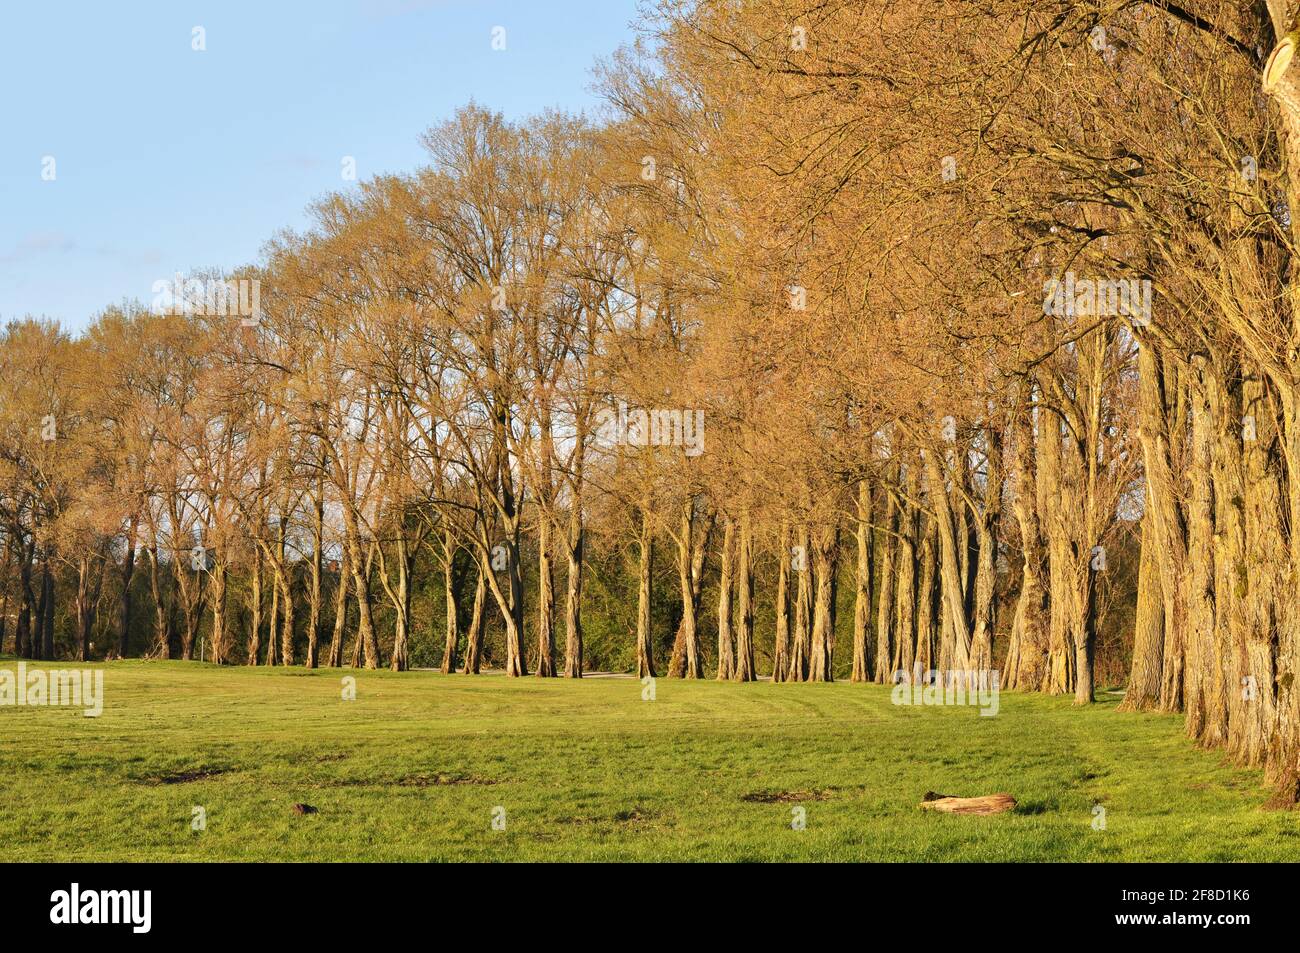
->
[1,658,1295,861]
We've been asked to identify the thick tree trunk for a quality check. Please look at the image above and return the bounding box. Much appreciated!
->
[1237,371,1283,766]
[1261,1,1300,802]
[1037,403,1075,695]
[1206,359,1246,746]
[1122,344,1170,709]
[1142,350,1188,712]
[1183,360,1219,735]
[1268,386,1300,802]
[1125,508,1164,709]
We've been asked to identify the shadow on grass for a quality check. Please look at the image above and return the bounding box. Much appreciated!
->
[1012,799,1055,816]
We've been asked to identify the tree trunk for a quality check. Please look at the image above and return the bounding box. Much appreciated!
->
[146,542,170,660]
[1125,509,1164,710]
[716,516,735,680]
[1037,403,1075,694]
[1183,359,1221,731]
[441,529,460,674]
[266,558,280,667]
[733,509,755,681]
[278,523,295,666]
[787,523,812,681]
[873,486,897,683]
[773,520,791,682]
[970,425,1002,673]
[809,525,838,682]
[14,537,34,659]
[564,507,584,678]
[670,502,710,678]
[328,550,349,668]
[636,502,656,678]
[1236,370,1283,766]
[247,545,263,665]
[306,489,324,669]
[1006,388,1050,691]
[535,513,557,677]
[76,554,94,661]
[40,558,55,660]
[209,560,228,664]
[925,444,972,671]
[851,481,873,682]
[462,562,487,674]
[386,534,412,672]
[893,465,919,680]
[114,515,138,658]
[345,533,379,669]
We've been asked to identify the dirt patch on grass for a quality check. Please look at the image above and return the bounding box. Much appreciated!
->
[142,767,230,785]
[395,773,498,787]
[557,806,661,826]
[612,807,656,823]
[741,789,834,804]
[326,772,498,788]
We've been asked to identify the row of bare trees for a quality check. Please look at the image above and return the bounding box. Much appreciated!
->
[4,0,1300,802]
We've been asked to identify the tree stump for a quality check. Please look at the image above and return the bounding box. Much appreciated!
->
[920,791,1016,815]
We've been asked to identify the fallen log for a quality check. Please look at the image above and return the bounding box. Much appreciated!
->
[920,791,1016,815]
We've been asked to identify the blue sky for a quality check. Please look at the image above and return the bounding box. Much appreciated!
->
[0,0,644,331]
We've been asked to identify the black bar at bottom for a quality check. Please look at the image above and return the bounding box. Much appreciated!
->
[0,861,1277,939]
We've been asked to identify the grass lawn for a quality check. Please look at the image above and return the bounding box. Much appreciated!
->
[1,658,1296,861]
